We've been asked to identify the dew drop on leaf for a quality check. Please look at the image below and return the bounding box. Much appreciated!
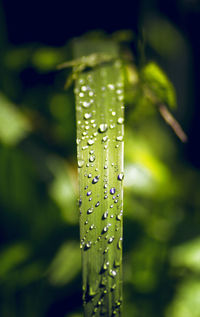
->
[117,173,124,181]
[116,136,123,142]
[108,237,114,244]
[92,176,99,184]
[103,211,108,219]
[87,139,94,146]
[109,269,117,278]
[84,113,92,120]
[99,123,108,133]
[78,159,85,168]
[87,208,94,214]
[117,117,124,124]
[89,155,95,162]
[117,237,123,249]
[110,188,116,195]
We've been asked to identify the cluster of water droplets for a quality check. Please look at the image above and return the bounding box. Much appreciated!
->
[75,61,124,316]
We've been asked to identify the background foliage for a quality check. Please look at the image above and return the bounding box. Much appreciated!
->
[0,0,200,316]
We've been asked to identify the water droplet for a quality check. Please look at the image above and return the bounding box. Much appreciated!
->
[76,138,81,144]
[103,261,109,271]
[114,199,118,203]
[104,165,108,169]
[109,269,117,278]
[99,123,108,133]
[116,136,123,142]
[88,139,94,146]
[108,84,115,90]
[104,184,108,188]
[89,286,96,296]
[93,307,98,314]
[95,201,100,207]
[81,85,87,92]
[112,111,116,116]
[117,117,124,124]
[117,237,123,249]
[82,101,92,108]
[116,89,123,95]
[118,173,124,181]
[103,211,108,219]
[102,226,109,233]
[90,224,95,230]
[92,176,99,184]
[100,276,107,287]
[85,241,92,249]
[87,208,94,214]
[108,237,114,244]
[87,191,92,196]
[104,195,108,199]
[88,173,92,178]
[102,136,108,142]
[117,95,124,101]
[79,199,82,207]
[110,205,114,208]
[110,188,116,195]
[78,159,85,168]
[89,91,94,97]
[84,113,92,120]
[116,214,122,221]
[111,283,116,291]
[79,92,84,97]
[89,155,95,162]
[90,150,94,154]
[82,145,88,150]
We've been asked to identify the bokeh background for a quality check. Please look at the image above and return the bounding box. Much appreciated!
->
[0,0,200,316]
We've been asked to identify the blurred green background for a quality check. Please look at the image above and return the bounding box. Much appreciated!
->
[0,0,200,316]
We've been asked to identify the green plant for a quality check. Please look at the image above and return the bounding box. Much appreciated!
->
[58,33,187,317]
[73,39,124,317]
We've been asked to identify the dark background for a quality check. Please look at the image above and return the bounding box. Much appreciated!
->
[1,0,200,165]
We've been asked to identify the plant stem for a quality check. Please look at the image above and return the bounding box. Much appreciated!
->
[74,38,124,317]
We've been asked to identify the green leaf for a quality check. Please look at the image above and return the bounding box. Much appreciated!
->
[48,156,78,224]
[0,243,30,278]
[0,93,31,145]
[48,241,81,286]
[166,279,200,317]
[170,237,200,273]
[142,62,177,109]
[74,38,124,316]
[32,47,64,71]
